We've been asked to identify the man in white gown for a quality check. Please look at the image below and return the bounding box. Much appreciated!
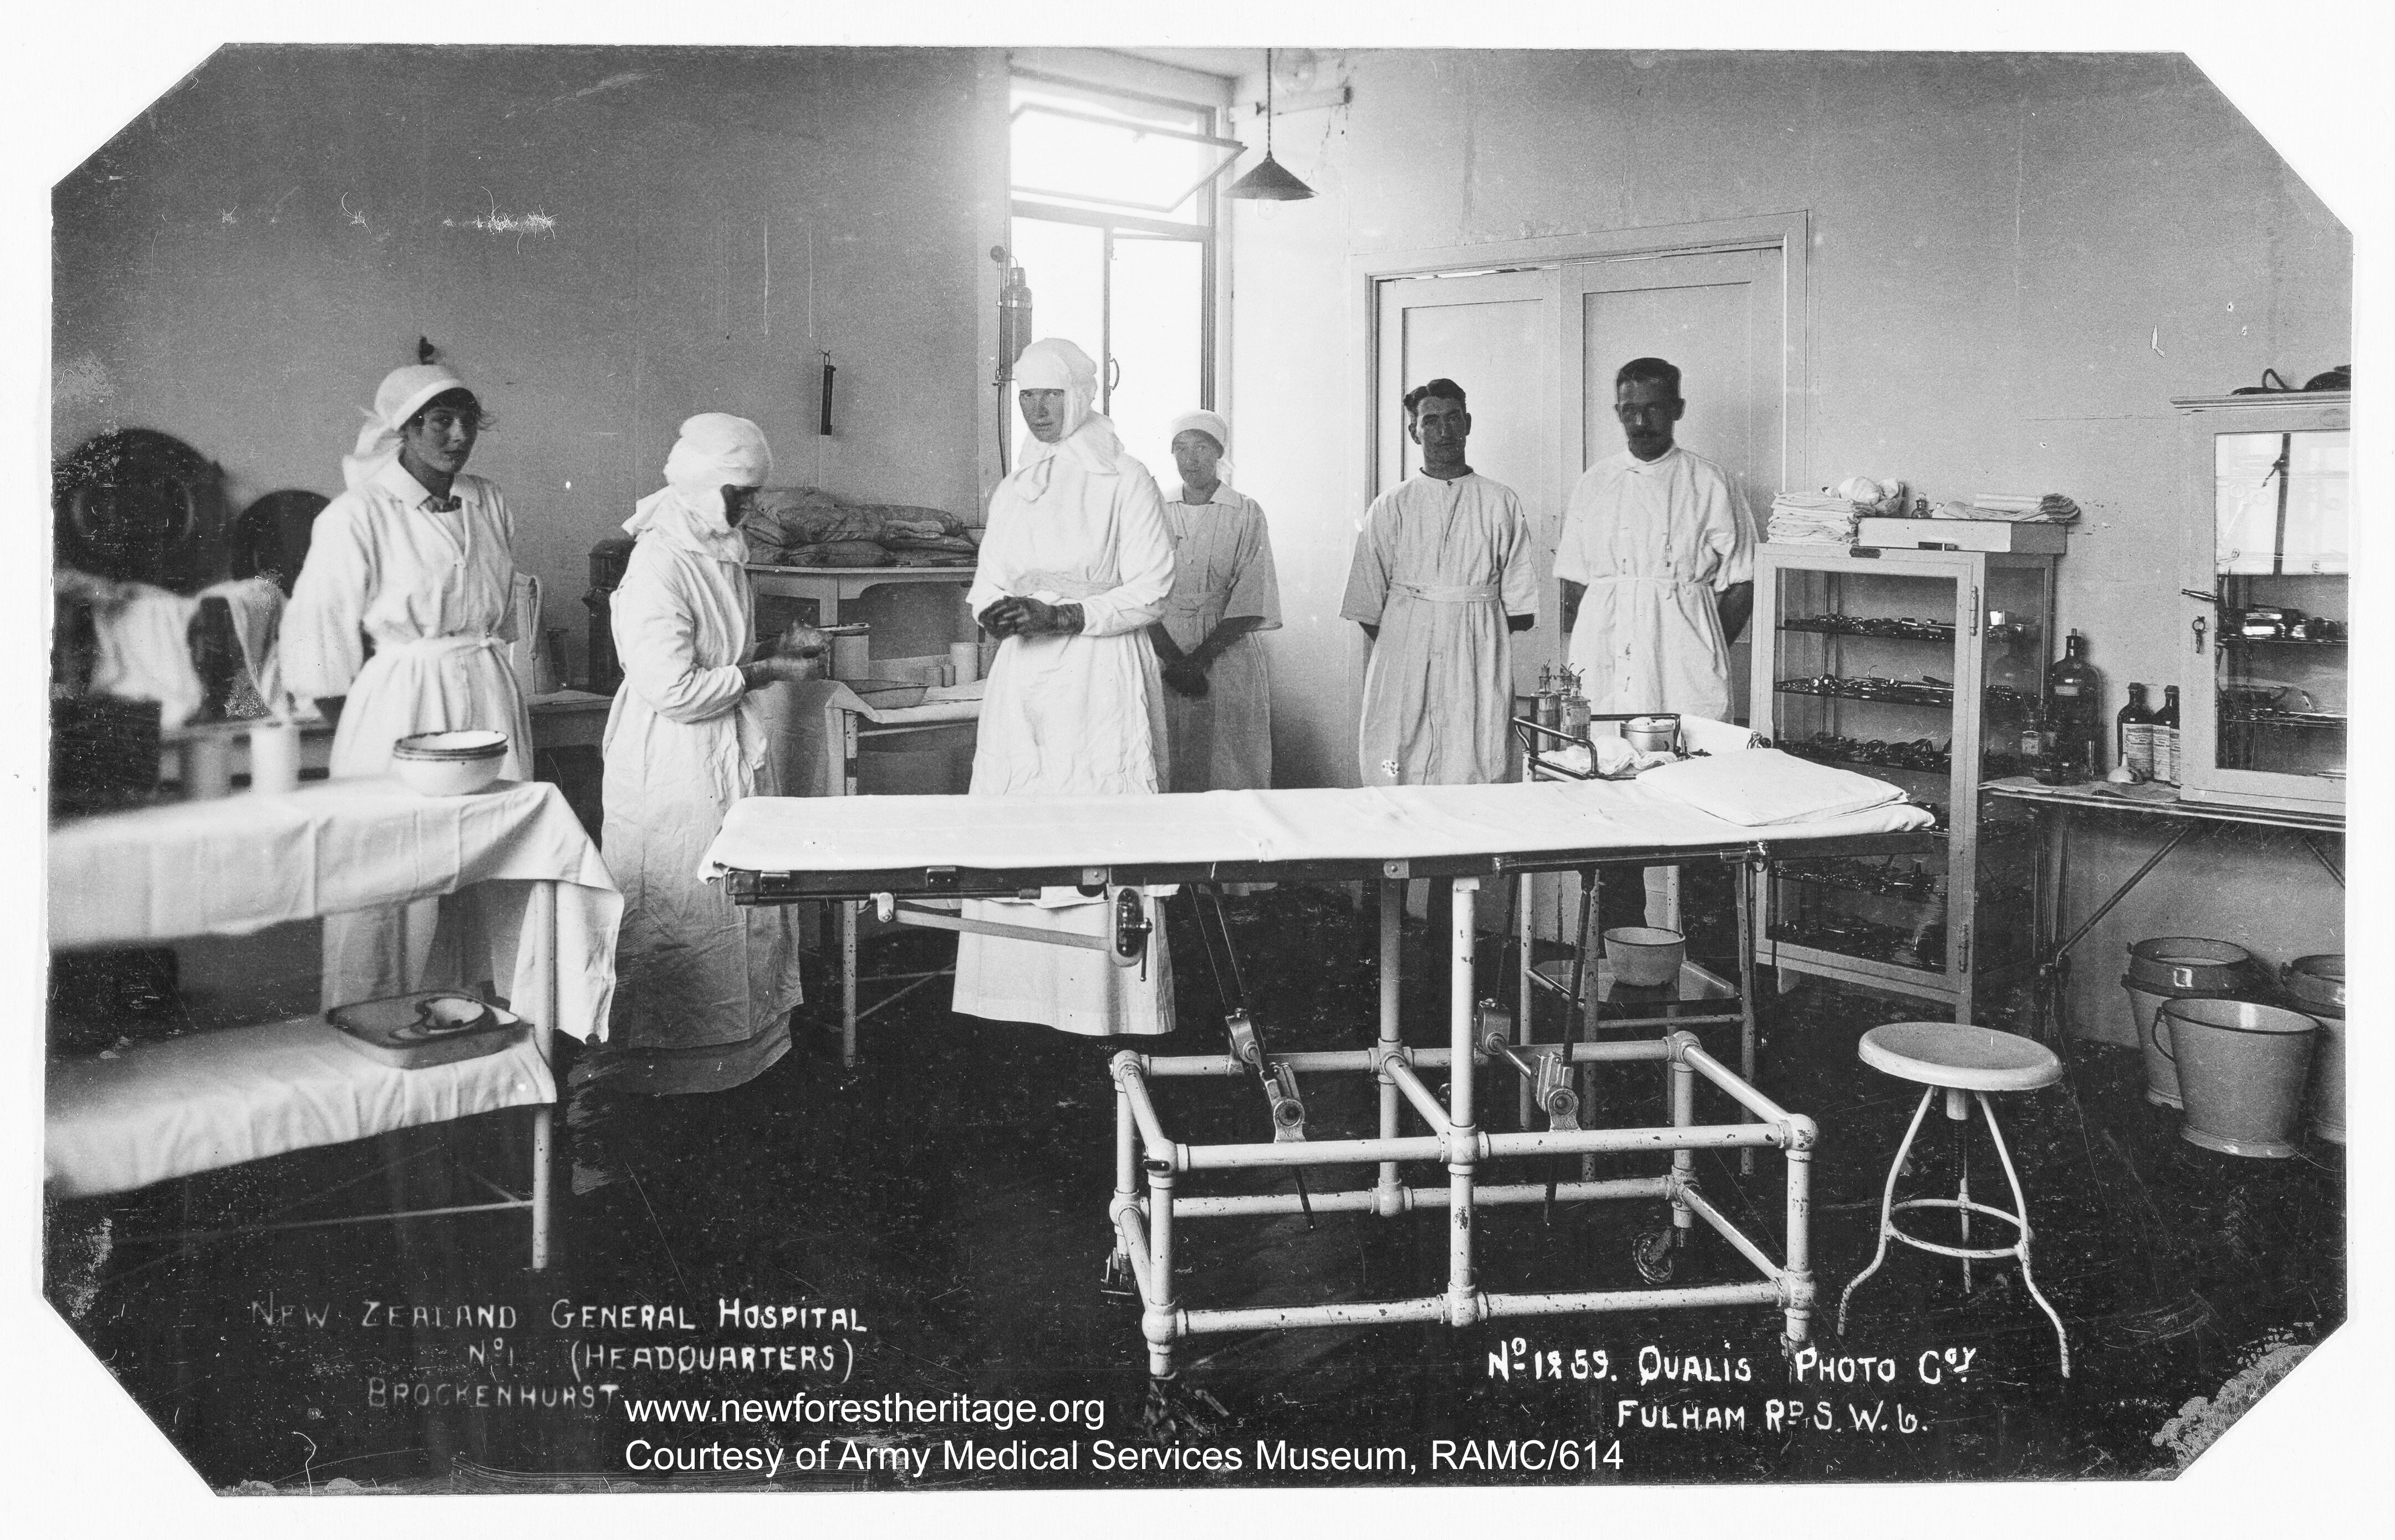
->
[1342,378,1538,788]
[950,339,1178,1036]
[1555,355,1755,928]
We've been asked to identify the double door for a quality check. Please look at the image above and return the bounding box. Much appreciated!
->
[1373,247,1786,704]
[1374,244,1787,942]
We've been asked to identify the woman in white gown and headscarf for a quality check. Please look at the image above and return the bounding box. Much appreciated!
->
[952,338,1179,1036]
[284,362,535,1007]
[1149,409,1281,792]
[598,414,819,1094]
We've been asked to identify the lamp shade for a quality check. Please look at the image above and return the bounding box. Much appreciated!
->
[1225,152,1314,201]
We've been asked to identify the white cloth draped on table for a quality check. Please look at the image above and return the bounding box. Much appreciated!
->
[48,776,621,1199]
[1341,472,1539,788]
[704,777,1938,878]
[598,414,806,1094]
[955,338,1178,1037]
[282,453,532,1008]
[1159,485,1281,792]
[50,776,620,1042]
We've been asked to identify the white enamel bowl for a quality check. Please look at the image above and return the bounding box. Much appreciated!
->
[392,730,508,796]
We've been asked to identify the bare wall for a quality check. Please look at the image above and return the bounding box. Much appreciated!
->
[52,44,1006,680]
[1224,50,2348,1035]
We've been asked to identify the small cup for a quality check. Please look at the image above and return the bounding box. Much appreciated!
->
[1604,926,1685,988]
[248,718,301,795]
[950,641,981,685]
[184,733,235,800]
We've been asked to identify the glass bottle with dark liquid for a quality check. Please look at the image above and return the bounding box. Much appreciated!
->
[2117,682,2153,778]
[2046,630,2103,779]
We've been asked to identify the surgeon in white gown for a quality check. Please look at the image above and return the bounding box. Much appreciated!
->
[951,338,1178,1036]
[283,363,536,1008]
[598,415,817,1094]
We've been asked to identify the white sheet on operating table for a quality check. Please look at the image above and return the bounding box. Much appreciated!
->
[702,777,1934,880]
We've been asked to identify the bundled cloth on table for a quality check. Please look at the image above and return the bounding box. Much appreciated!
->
[742,487,981,567]
[1635,748,1909,825]
[1935,492,2081,524]
[1535,714,1760,778]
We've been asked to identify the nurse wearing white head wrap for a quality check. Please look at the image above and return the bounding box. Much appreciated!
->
[598,413,814,1094]
[284,360,533,1011]
[954,337,1181,1037]
[1166,409,1233,480]
[341,363,472,491]
[1150,407,1281,792]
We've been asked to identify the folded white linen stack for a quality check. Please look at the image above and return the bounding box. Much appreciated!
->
[1635,748,1908,826]
[1766,493,1862,544]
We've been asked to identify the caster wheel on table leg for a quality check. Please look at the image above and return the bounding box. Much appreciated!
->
[1633,1228,1676,1284]
[1141,1377,1231,1442]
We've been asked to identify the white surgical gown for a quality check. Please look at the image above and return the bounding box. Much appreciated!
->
[1159,486,1281,792]
[282,459,534,1008]
[952,435,1178,1036]
[1341,472,1538,787]
[597,522,807,1094]
[1555,446,1752,723]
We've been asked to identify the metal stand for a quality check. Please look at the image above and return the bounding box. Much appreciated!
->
[1107,876,1820,1380]
[1839,1084,2068,1376]
[2009,788,2347,1041]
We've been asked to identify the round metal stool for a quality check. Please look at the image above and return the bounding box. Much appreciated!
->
[1838,1023,2071,1376]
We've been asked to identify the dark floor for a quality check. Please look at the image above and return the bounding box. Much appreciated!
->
[44,885,2344,1492]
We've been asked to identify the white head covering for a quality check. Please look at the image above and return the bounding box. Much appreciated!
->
[342,363,471,491]
[1012,338,1124,497]
[625,413,776,560]
[1167,409,1234,487]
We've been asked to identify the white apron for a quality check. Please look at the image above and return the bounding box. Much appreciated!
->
[952,431,1178,1036]
[283,465,535,1009]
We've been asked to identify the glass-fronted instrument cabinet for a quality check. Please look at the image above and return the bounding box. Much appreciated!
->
[2175,394,2348,814]
[1751,544,2058,1025]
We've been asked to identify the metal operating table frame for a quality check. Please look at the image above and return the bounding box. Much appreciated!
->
[727,822,1935,1381]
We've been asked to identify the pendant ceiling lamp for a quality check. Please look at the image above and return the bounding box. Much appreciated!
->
[1225,49,1316,201]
